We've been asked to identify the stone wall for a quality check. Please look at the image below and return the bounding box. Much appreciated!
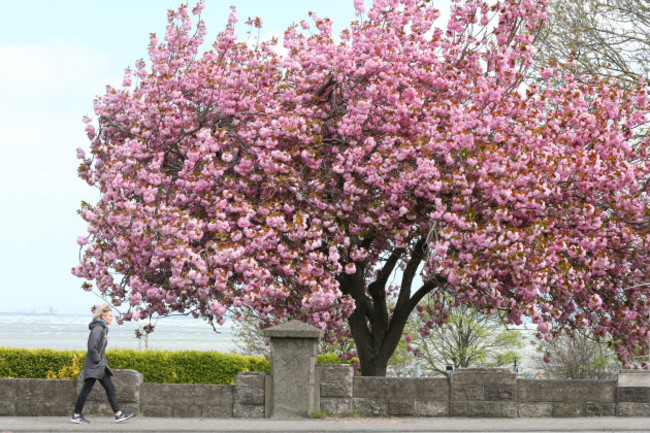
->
[318,366,649,418]
[0,370,247,418]
[518,379,616,417]
[2,366,650,418]
[0,378,75,416]
[2,320,650,419]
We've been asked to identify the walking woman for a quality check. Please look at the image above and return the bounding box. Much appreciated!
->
[71,304,134,424]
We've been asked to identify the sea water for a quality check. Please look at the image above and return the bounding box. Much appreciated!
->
[0,311,236,353]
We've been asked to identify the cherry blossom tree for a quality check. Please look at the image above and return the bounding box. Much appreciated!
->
[74,0,650,376]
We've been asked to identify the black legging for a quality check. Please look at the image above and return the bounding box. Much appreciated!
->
[73,375,120,414]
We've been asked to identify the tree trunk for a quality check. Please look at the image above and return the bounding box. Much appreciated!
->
[347,296,411,376]
[339,238,439,376]
[357,352,389,376]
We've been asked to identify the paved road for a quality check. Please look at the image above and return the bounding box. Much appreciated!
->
[1,416,649,433]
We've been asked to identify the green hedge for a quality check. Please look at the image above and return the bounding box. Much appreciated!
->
[0,348,346,384]
[0,348,86,380]
[106,349,270,384]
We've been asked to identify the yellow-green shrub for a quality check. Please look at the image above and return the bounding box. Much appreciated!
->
[0,348,349,384]
[0,348,85,379]
[106,349,270,384]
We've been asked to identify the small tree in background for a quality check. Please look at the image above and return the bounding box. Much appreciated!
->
[534,330,620,379]
[404,297,525,375]
[231,312,269,357]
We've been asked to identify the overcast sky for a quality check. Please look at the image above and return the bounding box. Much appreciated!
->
[0,0,452,314]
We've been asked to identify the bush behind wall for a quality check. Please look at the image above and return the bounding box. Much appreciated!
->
[0,347,347,384]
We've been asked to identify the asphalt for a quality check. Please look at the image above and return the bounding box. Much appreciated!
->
[1,416,649,433]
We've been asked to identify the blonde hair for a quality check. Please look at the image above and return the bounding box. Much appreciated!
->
[93,303,112,320]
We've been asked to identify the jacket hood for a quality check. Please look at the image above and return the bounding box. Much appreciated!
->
[88,318,107,331]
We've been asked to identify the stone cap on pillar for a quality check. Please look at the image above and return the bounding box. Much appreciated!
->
[263,320,324,339]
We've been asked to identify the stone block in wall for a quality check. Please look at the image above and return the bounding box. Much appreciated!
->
[319,364,353,399]
[203,400,234,418]
[141,404,172,417]
[2,379,75,416]
[0,400,15,416]
[414,400,448,417]
[321,381,352,398]
[319,364,353,383]
[453,385,483,401]
[353,377,448,400]
[618,387,650,403]
[388,400,414,416]
[83,400,139,416]
[235,372,266,389]
[518,402,552,417]
[0,380,18,400]
[354,378,390,399]
[234,385,265,406]
[16,378,77,403]
[16,399,78,417]
[452,368,516,386]
[518,380,616,403]
[15,401,39,417]
[485,385,516,401]
[409,378,450,399]
[584,403,615,416]
[452,400,517,417]
[617,402,650,416]
[140,383,233,418]
[320,397,353,415]
[352,398,388,416]
[233,403,265,418]
[552,402,582,417]
[174,404,202,418]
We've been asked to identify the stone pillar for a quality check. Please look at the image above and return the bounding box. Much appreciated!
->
[76,369,142,415]
[617,370,650,416]
[264,320,323,418]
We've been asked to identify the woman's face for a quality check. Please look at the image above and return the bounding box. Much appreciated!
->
[102,310,114,325]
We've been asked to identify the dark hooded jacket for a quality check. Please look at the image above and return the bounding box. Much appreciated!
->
[81,319,113,380]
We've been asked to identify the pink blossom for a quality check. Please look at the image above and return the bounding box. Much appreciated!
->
[73,0,650,373]
[130,292,142,306]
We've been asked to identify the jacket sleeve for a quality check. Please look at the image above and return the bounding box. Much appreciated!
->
[87,327,103,364]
